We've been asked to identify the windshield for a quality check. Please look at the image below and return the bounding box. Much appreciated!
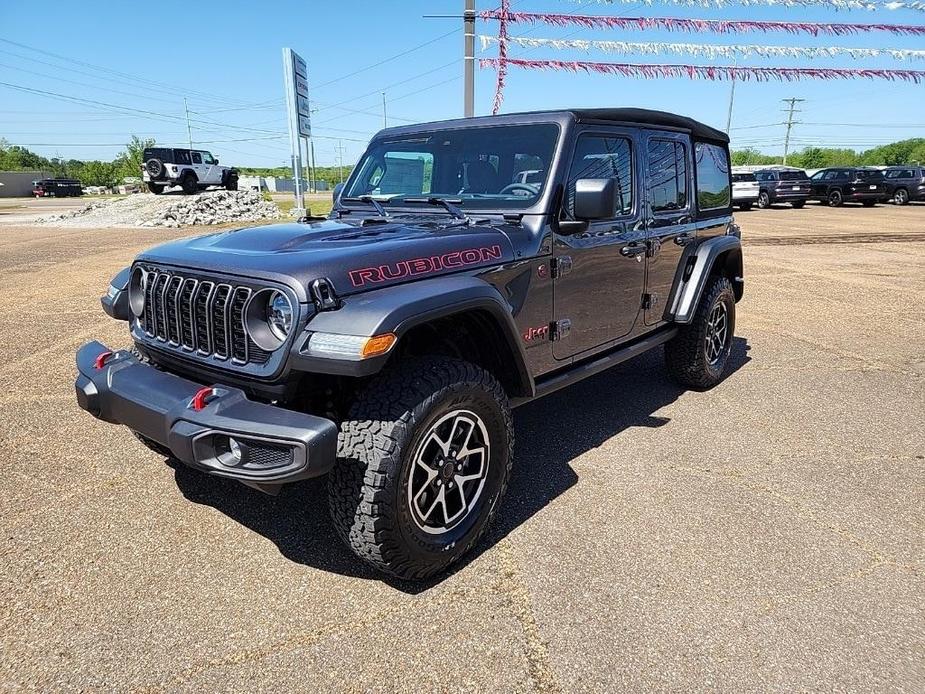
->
[343,123,559,211]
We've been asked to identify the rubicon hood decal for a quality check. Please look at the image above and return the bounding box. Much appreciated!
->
[136,220,515,300]
[349,245,503,287]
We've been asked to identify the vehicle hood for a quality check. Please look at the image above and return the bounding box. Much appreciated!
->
[136,218,515,302]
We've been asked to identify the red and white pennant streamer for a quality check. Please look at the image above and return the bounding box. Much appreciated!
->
[479,35,925,61]
[482,57,925,83]
[571,0,925,11]
[479,10,925,35]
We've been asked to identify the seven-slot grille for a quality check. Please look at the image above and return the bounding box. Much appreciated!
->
[139,267,272,365]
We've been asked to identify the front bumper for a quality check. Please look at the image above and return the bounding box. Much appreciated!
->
[75,341,338,489]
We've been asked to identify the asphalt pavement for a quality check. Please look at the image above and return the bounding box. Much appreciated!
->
[1,202,922,691]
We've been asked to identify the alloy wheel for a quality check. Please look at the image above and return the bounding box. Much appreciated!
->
[705,302,729,366]
[407,409,490,535]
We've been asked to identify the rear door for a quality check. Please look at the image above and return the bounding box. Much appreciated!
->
[552,127,646,360]
[643,132,695,325]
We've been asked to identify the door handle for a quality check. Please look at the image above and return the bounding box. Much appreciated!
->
[620,243,647,258]
[674,232,695,247]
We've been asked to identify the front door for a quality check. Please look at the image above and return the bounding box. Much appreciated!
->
[553,129,646,360]
[643,133,695,325]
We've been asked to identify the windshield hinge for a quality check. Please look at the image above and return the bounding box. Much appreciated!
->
[310,278,340,311]
[550,255,572,279]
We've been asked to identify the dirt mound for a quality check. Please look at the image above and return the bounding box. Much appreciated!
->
[36,190,282,228]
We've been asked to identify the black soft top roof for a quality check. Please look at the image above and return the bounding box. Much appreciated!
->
[495,108,727,143]
[376,108,729,144]
[570,108,728,143]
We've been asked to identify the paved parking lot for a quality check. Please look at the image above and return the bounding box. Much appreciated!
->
[1,203,922,691]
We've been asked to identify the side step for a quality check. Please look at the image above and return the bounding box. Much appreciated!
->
[512,327,678,408]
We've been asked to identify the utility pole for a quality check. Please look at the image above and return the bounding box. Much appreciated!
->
[184,97,193,149]
[336,139,345,183]
[781,97,804,166]
[382,91,388,128]
[725,57,737,133]
[464,0,475,117]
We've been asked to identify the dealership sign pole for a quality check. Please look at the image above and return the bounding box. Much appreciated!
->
[283,47,311,216]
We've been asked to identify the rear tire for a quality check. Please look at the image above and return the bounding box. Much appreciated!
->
[328,356,514,580]
[757,191,770,209]
[665,276,736,391]
[147,182,165,195]
[827,189,843,207]
[181,173,198,195]
[738,201,752,211]
[892,188,909,205]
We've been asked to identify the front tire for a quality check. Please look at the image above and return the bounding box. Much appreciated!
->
[224,175,238,191]
[665,275,736,390]
[329,357,514,580]
[892,188,909,205]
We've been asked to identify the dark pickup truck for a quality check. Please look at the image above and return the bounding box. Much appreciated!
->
[75,108,743,579]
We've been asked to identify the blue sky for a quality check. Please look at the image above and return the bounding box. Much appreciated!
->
[1,0,922,167]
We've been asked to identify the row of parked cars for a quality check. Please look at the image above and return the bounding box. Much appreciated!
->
[731,165,925,210]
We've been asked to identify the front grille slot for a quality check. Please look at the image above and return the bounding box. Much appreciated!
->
[137,267,274,367]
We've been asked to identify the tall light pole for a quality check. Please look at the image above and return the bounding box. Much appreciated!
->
[382,91,388,128]
[464,0,475,117]
[184,97,193,149]
[725,57,737,134]
[782,97,805,166]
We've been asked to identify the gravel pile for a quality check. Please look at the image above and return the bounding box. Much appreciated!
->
[36,190,282,228]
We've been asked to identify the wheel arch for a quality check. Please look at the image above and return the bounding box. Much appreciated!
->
[294,275,534,398]
[667,235,743,324]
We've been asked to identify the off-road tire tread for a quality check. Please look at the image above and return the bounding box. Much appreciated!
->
[328,356,514,580]
[665,275,735,390]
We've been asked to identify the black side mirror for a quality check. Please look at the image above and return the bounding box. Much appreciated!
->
[213,158,219,165]
[558,178,618,234]
[333,182,345,203]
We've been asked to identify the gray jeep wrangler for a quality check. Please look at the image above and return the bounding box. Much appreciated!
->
[77,108,742,579]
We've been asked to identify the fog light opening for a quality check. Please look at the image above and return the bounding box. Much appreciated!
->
[216,435,244,467]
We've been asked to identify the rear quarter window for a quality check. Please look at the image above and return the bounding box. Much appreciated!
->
[694,142,731,211]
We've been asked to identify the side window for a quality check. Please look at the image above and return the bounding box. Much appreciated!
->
[175,150,191,165]
[191,152,202,164]
[201,152,215,165]
[756,172,771,182]
[565,134,633,218]
[647,139,687,213]
[694,142,730,210]
[901,169,915,178]
[823,171,837,181]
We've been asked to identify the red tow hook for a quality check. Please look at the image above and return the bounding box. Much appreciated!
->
[191,387,217,412]
[94,351,113,370]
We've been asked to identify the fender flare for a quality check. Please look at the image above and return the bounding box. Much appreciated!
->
[292,275,534,397]
[667,235,743,324]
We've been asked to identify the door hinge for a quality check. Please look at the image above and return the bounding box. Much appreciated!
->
[642,293,659,311]
[550,255,573,279]
[550,319,571,341]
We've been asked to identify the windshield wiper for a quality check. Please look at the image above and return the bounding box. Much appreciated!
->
[339,195,390,218]
[400,196,469,222]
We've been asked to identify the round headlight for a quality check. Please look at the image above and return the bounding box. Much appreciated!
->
[266,291,293,341]
[128,266,147,317]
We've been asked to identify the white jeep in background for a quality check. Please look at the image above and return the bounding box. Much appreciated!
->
[141,147,238,195]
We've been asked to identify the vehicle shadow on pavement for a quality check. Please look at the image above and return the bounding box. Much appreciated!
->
[170,338,750,593]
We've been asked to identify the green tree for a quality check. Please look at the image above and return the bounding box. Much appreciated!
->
[113,135,155,180]
[80,160,120,187]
